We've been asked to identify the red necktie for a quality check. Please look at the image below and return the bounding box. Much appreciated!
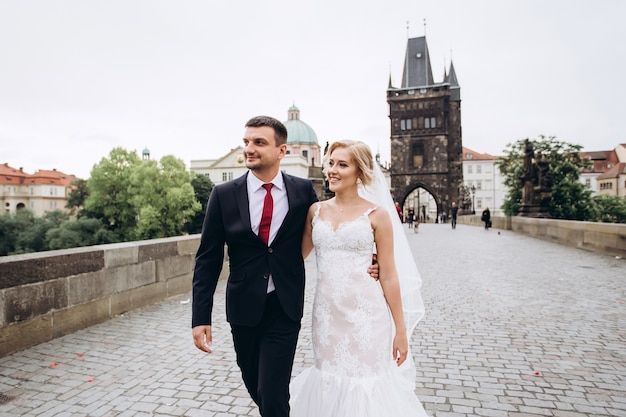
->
[259,183,273,244]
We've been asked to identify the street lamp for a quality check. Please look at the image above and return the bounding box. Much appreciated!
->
[470,185,476,214]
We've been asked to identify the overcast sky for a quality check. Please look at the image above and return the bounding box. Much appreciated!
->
[1,0,624,178]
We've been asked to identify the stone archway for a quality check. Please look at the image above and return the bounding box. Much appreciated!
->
[396,183,440,224]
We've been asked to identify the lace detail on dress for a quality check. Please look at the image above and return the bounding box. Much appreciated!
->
[311,204,392,379]
[289,203,431,417]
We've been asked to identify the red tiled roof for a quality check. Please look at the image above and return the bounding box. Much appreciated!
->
[580,150,619,174]
[0,163,29,185]
[0,163,76,187]
[596,162,626,180]
[462,147,498,161]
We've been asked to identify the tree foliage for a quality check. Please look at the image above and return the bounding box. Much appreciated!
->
[84,147,142,240]
[83,149,201,241]
[591,195,626,223]
[184,172,214,234]
[497,136,594,219]
[1,148,205,256]
[129,155,201,239]
[66,178,89,216]
[46,217,117,250]
[0,209,35,255]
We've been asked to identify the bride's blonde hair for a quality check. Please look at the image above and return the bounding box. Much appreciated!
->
[323,140,374,186]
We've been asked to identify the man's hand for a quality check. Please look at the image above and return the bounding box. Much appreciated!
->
[368,253,379,280]
[192,325,213,353]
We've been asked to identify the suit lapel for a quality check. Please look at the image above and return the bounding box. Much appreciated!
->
[232,172,252,232]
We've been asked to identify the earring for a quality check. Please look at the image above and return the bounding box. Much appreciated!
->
[356,178,362,185]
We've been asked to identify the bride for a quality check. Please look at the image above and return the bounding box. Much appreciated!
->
[290,140,429,416]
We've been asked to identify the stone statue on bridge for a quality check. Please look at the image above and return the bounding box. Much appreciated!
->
[519,139,552,218]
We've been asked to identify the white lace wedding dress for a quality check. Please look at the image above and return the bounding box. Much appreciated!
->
[290,204,429,417]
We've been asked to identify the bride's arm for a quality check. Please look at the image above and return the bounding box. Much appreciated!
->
[301,204,316,259]
[372,208,408,365]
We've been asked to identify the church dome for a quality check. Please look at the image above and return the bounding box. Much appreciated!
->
[284,105,318,145]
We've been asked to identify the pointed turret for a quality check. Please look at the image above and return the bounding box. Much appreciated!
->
[401,36,434,88]
[448,60,461,101]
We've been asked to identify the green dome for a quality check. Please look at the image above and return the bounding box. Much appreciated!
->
[284,105,319,145]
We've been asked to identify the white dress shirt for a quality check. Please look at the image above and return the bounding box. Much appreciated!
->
[247,171,288,293]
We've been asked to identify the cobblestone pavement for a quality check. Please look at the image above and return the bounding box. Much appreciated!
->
[0,223,624,417]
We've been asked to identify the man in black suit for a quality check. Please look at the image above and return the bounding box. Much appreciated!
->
[192,115,318,417]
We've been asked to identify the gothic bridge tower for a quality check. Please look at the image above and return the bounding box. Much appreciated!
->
[387,36,463,217]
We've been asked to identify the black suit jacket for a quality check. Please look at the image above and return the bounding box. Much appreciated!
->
[192,171,318,327]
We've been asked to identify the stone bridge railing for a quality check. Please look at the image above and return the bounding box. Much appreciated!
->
[2,218,624,357]
[0,235,217,357]
[458,215,626,258]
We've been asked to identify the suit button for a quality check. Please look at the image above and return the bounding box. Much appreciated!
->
[263,274,269,279]
[268,248,273,253]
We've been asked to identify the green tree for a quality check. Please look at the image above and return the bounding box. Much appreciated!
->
[84,147,142,240]
[66,178,89,217]
[497,136,594,219]
[0,212,20,256]
[129,155,201,239]
[1,209,36,255]
[184,172,214,234]
[46,217,117,250]
[13,210,69,253]
[592,195,626,223]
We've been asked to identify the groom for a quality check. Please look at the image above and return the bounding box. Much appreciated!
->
[192,115,318,417]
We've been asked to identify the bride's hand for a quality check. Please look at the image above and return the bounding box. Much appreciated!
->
[393,332,409,366]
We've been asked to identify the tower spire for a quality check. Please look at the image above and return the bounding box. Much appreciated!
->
[424,18,428,86]
[405,21,410,88]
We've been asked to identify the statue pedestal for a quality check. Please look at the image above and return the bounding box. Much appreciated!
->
[519,200,551,218]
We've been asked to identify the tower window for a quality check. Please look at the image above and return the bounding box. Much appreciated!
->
[412,142,424,168]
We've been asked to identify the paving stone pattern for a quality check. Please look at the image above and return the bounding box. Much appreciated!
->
[0,223,624,416]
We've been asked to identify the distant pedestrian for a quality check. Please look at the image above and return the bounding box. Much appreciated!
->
[395,201,403,222]
[407,208,415,229]
[449,202,458,229]
[481,207,491,230]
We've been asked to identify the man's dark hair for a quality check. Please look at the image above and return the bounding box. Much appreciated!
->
[245,116,288,146]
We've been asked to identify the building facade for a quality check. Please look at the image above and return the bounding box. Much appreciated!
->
[581,144,626,197]
[461,147,507,217]
[0,163,77,216]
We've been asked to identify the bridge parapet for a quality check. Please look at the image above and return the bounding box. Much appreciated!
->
[457,215,626,258]
[0,235,208,357]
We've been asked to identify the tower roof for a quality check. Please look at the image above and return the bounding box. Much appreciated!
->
[284,105,318,145]
[401,36,434,88]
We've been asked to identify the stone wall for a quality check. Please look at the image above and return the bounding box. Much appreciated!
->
[3,217,623,357]
[0,235,215,357]
[457,215,626,258]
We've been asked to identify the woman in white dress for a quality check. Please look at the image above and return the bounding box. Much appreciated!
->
[290,140,429,416]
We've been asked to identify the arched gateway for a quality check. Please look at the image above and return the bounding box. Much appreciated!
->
[387,36,464,219]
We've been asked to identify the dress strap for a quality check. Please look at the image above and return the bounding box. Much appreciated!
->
[314,202,322,217]
[363,206,378,217]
